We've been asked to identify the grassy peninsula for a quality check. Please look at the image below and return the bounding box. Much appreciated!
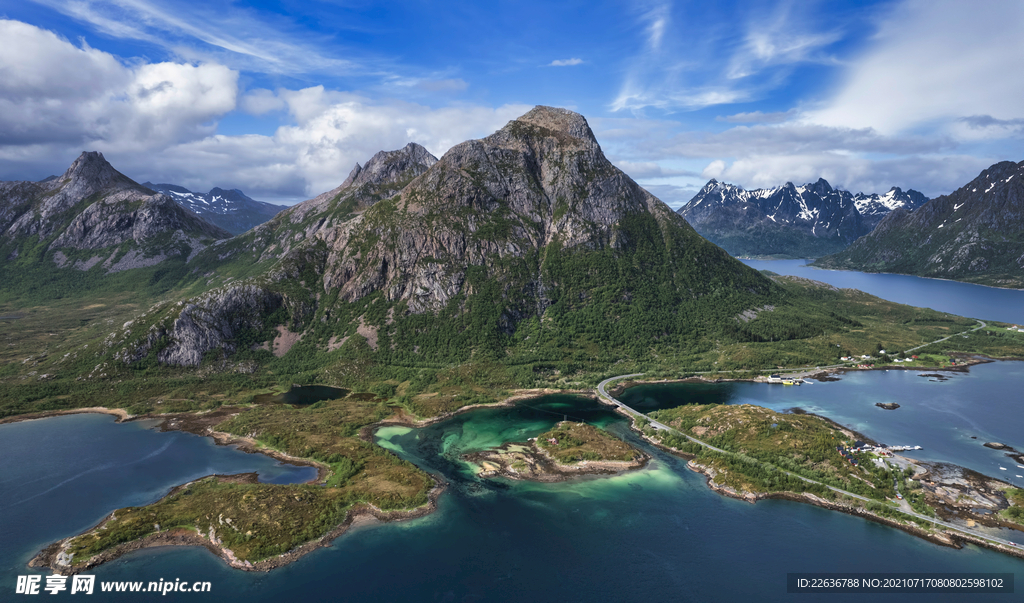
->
[635,403,1024,550]
[37,391,435,571]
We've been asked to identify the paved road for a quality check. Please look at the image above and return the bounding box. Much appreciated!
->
[596,371,1022,552]
[904,320,987,353]
[654,319,988,379]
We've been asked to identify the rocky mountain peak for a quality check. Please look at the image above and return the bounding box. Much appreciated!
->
[349,142,438,190]
[809,178,833,195]
[505,106,598,146]
[54,151,122,192]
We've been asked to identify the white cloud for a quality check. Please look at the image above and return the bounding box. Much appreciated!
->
[717,110,796,124]
[29,0,353,75]
[548,58,584,67]
[705,153,991,198]
[0,20,237,151]
[591,112,974,197]
[726,1,841,80]
[240,88,286,115]
[0,20,531,202]
[613,160,698,179]
[611,1,842,112]
[639,183,698,210]
[806,0,1024,135]
[702,160,726,179]
[105,92,531,201]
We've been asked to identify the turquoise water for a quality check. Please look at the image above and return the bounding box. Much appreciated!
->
[741,258,1024,324]
[2,394,1022,602]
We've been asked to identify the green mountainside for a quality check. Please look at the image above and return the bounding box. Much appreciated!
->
[1,107,1019,421]
[814,160,1024,288]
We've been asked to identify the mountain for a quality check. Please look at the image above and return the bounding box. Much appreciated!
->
[813,160,1024,288]
[142,183,287,235]
[853,187,929,230]
[109,107,793,368]
[0,152,230,286]
[678,178,928,258]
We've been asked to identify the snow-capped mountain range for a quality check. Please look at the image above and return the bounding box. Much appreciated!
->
[678,178,928,258]
[142,183,286,235]
[814,160,1024,288]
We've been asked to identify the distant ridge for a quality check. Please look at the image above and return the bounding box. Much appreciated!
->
[143,182,286,235]
[814,160,1024,289]
[0,151,229,276]
[678,178,928,258]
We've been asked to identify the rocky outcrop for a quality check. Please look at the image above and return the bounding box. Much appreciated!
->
[814,160,1024,288]
[51,193,226,250]
[316,106,682,313]
[116,284,284,366]
[285,142,438,225]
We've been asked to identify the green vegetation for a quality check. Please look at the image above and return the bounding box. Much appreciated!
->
[1002,488,1024,523]
[647,404,899,500]
[66,477,352,563]
[61,391,433,565]
[535,421,638,463]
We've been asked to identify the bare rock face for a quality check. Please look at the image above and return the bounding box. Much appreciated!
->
[284,142,438,225]
[317,105,681,312]
[0,151,230,270]
[115,285,284,366]
[114,106,766,366]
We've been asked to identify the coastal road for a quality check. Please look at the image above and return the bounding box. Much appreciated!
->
[596,372,1023,553]
[903,320,987,354]
[655,319,988,379]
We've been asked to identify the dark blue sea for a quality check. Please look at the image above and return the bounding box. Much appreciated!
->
[741,259,1024,324]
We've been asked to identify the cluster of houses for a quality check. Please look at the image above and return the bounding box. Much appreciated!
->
[840,354,921,364]
[847,443,922,457]
[1007,325,1024,333]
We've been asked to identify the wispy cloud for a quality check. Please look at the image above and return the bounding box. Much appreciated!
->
[548,58,583,67]
[806,0,1024,135]
[612,1,843,112]
[726,1,842,80]
[29,0,354,75]
[717,110,796,124]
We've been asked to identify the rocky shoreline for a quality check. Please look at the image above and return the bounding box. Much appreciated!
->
[31,480,446,575]
[465,439,648,482]
[606,397,1024,562]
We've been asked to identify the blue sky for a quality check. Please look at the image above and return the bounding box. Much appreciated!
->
[1,0,1022,206]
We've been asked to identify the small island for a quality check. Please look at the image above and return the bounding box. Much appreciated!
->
[876,402,901,410]
[465,422,648,482]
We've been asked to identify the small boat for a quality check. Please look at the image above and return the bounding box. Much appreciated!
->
[783,380,794,385]
[1017,475,1023,478]
[1018,465,1024,469]
[1000,467,1007,471]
